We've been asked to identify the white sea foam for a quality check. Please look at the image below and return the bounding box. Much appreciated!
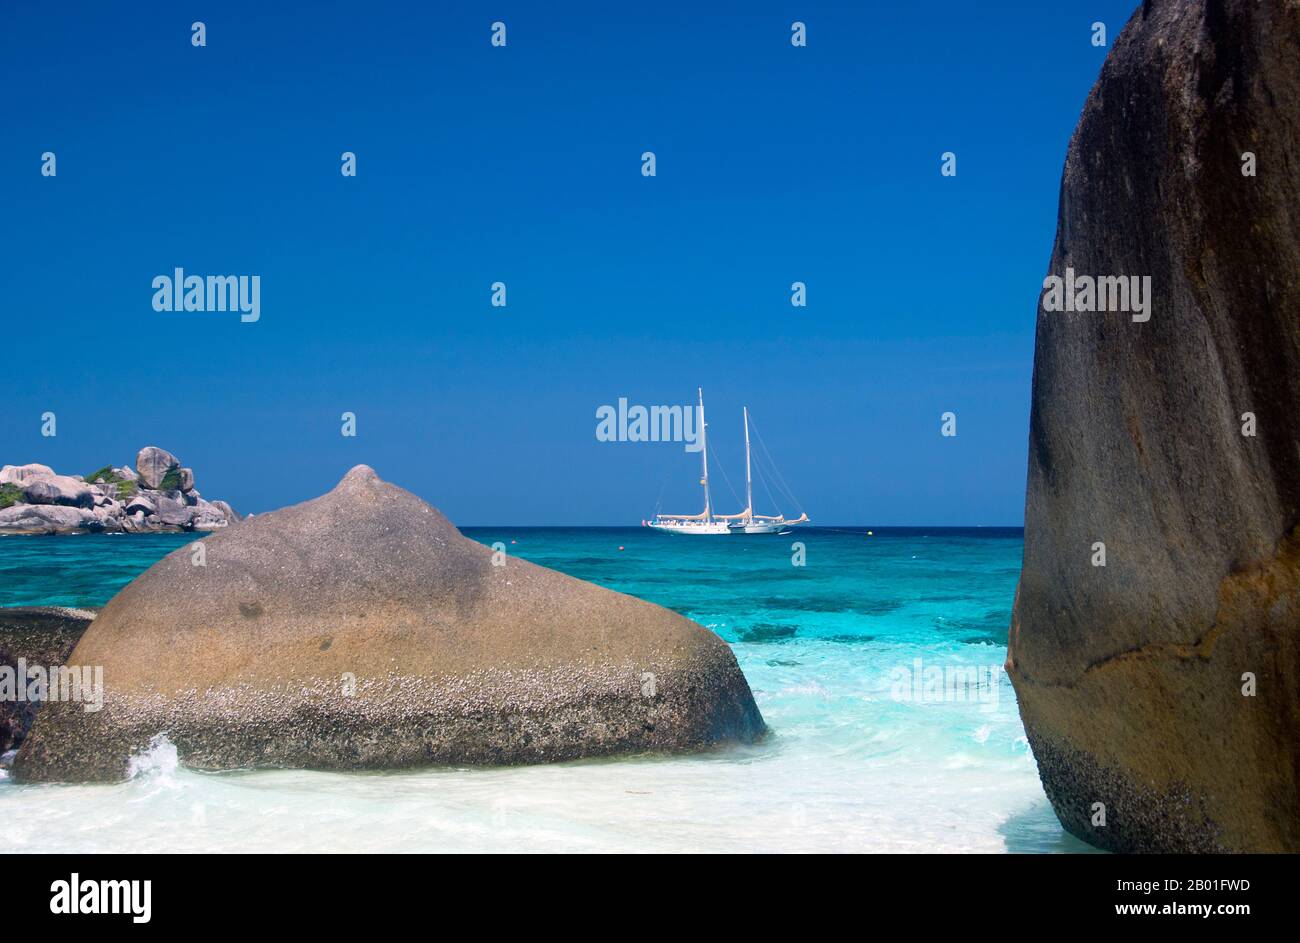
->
[127,734,179,778]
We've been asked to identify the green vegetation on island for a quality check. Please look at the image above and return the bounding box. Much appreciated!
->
[85,465,137,501]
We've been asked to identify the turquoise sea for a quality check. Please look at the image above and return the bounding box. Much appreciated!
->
[0,527,1097,853]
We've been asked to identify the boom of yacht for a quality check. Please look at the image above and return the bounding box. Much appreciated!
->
[645,389,809,536]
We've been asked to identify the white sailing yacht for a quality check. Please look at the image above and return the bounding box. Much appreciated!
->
[646,390,808,536]
[645,388,732,534]
[715,406,810,534]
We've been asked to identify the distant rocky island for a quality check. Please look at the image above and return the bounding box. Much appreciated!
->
[0,446,239,535]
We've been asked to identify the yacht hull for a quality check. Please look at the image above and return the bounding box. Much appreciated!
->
[646,521,732,535]
[730,522,787,534]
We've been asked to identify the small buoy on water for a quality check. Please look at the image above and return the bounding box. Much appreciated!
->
[867,530,874,536]
[618,546,625,551]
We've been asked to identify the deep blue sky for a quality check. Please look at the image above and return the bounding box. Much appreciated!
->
[1,1,1137,525]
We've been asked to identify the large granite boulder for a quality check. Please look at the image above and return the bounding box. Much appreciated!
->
[153,494,193,527]
[191,499,231,530]
[0,464,54,485]
[1008,0,1300,852]
[134,446,179,489]
[13,466,764,782]
[122,511,153,534]
[124,493,156,516]
[0,505,100,535]
[0,608,95,757]
[21,474,93,509]
[91,501,126,532]
[209,500,240,523]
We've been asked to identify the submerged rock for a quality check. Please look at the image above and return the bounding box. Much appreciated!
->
[13,465,765,782]
[1008,0,1300,852]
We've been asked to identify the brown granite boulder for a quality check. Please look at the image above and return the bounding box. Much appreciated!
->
[13,465,764,782]
[1008,0,1300,852]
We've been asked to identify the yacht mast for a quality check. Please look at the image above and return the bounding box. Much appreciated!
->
[699,387,712,522]
[743,406,753,524]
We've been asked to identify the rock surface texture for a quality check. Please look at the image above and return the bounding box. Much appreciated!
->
[0,608,95,757]
[0,445,238,535]
[1007,0,1300,852]
[13,466,765,782]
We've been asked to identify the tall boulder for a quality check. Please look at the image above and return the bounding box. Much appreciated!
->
[13,465,764,782]
[1008,0,1300,852]
[134,446,179,489]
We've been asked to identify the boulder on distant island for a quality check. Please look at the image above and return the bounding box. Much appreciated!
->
[0,464,55,486]
[134,446,179,490]
[12,465,765,782]
[21,475,93,509]
[153,494,191,526]
[208,500,240,523]
[0,505,100,535]
[191,499,232,530]
[124,493,156,516]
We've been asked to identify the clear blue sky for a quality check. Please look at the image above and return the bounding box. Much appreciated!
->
[0,1,1138,525]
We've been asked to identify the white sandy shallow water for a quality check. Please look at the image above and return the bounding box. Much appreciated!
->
[0,638,1096,853]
